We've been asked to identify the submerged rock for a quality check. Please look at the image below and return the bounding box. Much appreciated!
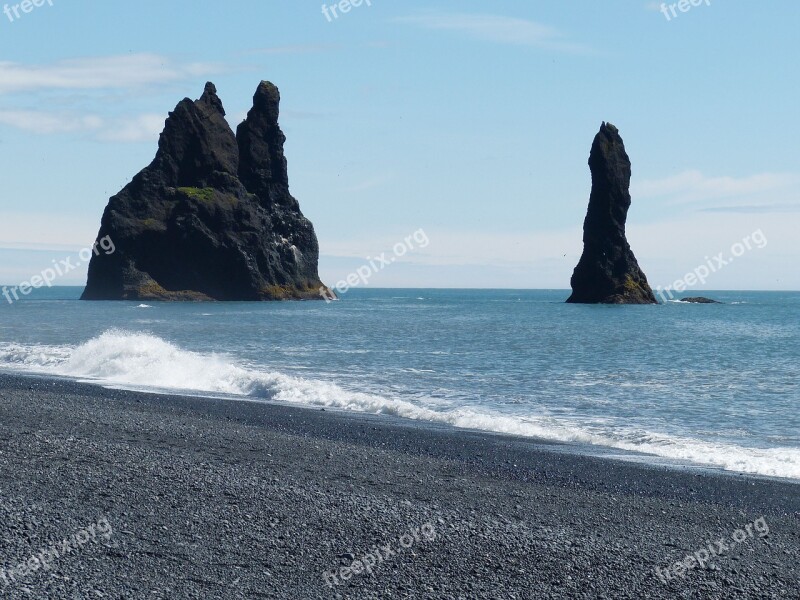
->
[82,82,329,301]
[567,123,657,305]
[680,297,722,304]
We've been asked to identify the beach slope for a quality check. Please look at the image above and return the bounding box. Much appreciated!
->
[0,373,797,599]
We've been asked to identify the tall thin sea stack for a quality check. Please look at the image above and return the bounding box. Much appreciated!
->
[81,81,328,301]
[567,123,657,304]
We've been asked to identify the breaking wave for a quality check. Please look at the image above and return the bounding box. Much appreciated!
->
[1,330,798,480]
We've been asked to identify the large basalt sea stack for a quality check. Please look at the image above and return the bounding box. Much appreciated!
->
[81,81,328,301]
[567,123,657,304]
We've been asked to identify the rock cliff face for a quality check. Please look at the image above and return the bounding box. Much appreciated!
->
[81,82,328,301]
[567,123,657,305]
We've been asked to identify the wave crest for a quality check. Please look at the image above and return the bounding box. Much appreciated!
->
[0,330,798,480]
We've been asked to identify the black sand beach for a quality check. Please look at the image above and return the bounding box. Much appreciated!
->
[0,372,797,599]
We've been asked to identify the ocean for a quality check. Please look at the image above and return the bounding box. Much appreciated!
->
[1,288,798,480]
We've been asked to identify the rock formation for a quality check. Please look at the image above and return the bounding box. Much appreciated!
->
[566,123,657,304]
[81,82,329,301]
[680,297,722,304]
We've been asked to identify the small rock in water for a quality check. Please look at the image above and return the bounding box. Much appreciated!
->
[679,297,722,304]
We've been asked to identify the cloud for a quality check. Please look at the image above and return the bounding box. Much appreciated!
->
[0,213,99,251]
[0,54,220,95]
[98,114,165,142]
[0,110,103,134]
[2,213,797,289]
[700,203,800,214]
[316,207,800,290]
[394,12,590,53]
[0,109,166,142]
[320,228,582,268]
[627,212,795,291]
[633,170,800,205]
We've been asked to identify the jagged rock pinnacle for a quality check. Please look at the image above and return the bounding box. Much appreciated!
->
[566,123,657,304]
[81,81,326,301]
[199,81,226,116]
[236,80,291,203]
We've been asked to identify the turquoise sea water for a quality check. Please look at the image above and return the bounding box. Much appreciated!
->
[1,287,798,479]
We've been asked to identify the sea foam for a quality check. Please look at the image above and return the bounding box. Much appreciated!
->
[1,330,798,480]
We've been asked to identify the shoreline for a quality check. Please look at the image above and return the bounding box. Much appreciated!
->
[1,372,798,598]
[5,368,797,487]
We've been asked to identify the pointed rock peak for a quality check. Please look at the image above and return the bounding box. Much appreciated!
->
[236,80,289,193]
[199,81,226,116]
[251,80,281,122]
[152,81,238,187]
[599,121,618,135]
[592,122,626,157]
[566,123,657,304]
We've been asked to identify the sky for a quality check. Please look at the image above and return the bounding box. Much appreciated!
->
[0,0,798,291]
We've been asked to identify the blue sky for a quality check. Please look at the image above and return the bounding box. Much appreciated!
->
[0,0,798,290]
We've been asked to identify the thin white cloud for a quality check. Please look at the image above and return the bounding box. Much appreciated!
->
[0,54,220,95]
[0,213,99,251]
[700,203,800,214]
[0,110,103,134]
[0,109,165,143]
[2,213,797,289]
[317,211,798,290]
[628,213,794,291]
[98,114,165,143]
[633,170,800,205]
[320,229,582,267]
[395,12,590,53]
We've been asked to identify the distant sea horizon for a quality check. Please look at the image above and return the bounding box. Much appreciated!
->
[3,285,798,293]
